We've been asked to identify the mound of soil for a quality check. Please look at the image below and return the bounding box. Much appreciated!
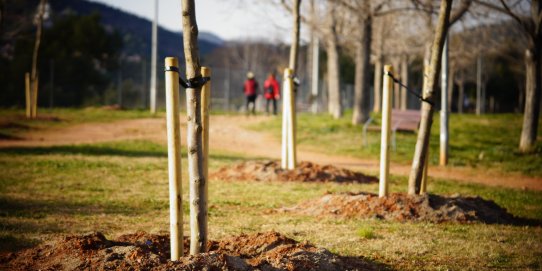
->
[211,160,378,184]
[0,231,382,271]
[286,192,537,225]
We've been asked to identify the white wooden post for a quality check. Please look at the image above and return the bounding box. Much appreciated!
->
[285,68,297,169]
[200,66,210,245]
[379,65,393,197]
[281,69,290,169]
[440,37,449,166]
[164,57,183,260]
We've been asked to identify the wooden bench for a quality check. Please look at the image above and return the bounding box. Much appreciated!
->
[362,109,422,149]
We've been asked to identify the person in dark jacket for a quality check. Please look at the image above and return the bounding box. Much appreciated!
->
[243,71,259,115]
[263,73,280,115]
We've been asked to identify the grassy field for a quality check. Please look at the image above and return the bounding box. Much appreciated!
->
[251,112,542,176]
[0,109,541,270]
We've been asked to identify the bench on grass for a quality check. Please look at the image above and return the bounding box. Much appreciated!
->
[362,109,422,150]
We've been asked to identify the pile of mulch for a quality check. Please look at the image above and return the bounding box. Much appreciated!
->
[211,160,378,184]
[283,192,539,225]
[0,231,383,271]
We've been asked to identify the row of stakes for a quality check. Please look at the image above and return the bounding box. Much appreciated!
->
[165,58,427,260]
[163,57,299,261]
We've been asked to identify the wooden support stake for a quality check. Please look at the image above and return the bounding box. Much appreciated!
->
[31,77,39,118]
[164,57,183,260]
[200,66,210,242]
[25,73,31,118]
[281,70,290,169]
[285,68,297,169]
[379,65,393,197]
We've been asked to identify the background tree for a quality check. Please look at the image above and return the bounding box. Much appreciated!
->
[474,0,541,152]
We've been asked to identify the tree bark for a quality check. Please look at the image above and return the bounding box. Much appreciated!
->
[289,0,301,73]
[476,54,482,115]
[373,21,384,113]
[457,71,465,114]
[400,55,409,110]
[181,0,207,255]
[324,3,341,119]
[326,39,342,119]
[519,47,541,152]
[352,14,372,125]
[408,0,452,195]
[29,0,46,119]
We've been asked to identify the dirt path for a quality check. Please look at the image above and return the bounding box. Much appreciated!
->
[1,116,541,191]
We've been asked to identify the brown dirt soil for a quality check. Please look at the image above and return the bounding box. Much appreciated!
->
[0,231,384,271]
[210,160,379,184]
[284,192,540,225]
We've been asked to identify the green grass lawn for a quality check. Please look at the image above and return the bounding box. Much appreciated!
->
[0,138,541,270]
[250,111,542,176]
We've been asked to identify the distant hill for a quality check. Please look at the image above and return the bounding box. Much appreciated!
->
[48,0,223,62]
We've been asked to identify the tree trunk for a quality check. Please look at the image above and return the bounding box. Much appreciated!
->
[373,20,384,113]
[458,75,464,114]
[325,3,342,119]
[407,0,452,195]
[289,0,301,73]
[326,41,341,119]
[352,14,372,125]
[476,55,482,115]
[29,0,46,119]
[400,55,409,110]
[181,0,207,255]
[519,47,541,152]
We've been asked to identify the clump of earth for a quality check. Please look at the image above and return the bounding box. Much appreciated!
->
[284,192,537,225]
[0,231,382,271]
[211,160,378,184]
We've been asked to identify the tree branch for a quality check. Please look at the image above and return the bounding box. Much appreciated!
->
[449,0,472,25]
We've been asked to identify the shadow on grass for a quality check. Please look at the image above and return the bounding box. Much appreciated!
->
[0,143,247,162]
[0,145,167,158]
[0,234,40,253]
[0,195,142,221]
[0,195,146,253]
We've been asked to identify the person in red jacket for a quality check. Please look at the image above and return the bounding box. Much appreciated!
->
[263,72,280,115]
[243,71,259,115]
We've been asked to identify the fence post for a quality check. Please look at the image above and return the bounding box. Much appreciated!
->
[379,65,393,197]
[25,73,31,118]
[164,57,183,260]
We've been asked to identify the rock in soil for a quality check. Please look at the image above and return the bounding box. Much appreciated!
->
[0,231,384,271]
[211,160,378,184]
[286,192,539,225]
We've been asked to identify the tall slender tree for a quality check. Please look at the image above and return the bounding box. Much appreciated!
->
[181,0,207,254]
[407,0,452,195]
[475,0,541,152]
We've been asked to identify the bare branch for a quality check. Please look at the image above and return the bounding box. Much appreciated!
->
[449,0,472,25]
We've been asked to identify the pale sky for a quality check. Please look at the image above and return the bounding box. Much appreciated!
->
[88,0,294,42]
